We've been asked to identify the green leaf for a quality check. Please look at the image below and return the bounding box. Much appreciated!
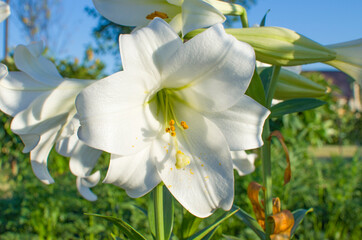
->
[222,234,241,240]
[148,185,174,240]
[291,208,313,237]
[260,9,271,27]
[232,205,265,240]
[187,208,239,240]
[110,233,122,240]
[270,98,326,118]
[259,67,273,97]
[245,68,266,106]
[181,211,204,239]
[85,213,146,240]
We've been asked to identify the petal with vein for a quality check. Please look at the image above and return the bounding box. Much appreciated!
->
[92,0,180,27]
[161,23,255,112]
[103,147,161,198]
[76,71,161,155]
[204,95,270,150]
[154,103,234,218]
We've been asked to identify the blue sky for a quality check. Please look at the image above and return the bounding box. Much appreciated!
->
[1,0,361,73]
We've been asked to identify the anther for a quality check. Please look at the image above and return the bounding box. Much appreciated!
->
[171,132,176,137]
[169,119,175,125]
[165,128,170,133]
[170,126,175,131]
[146,11,169,20]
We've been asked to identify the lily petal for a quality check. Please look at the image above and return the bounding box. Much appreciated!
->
[77,171,101,201]
[120,18,182,76]
[231,151,257,176]
[154,103,234,218]
[92,0,180,27]
[103,147,161,197]
[181,0,225,35]
[77,71,162,156]
[161,23,255,112]
[204,95,270,150]
[0,1,10,23]
[69,141,102,177]
[14,43,63,86]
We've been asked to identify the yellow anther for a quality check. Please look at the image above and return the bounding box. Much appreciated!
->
[165,127,170,133]
[183,124,189,130]
[171,132,176,137]
[146,11,169,20]
[170,126,175,131]
[169,119,175,125]
[181,121,186,126]
[175,151,191,169]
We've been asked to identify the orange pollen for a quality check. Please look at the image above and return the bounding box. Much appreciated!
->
[170,126,175,131]
[169,119,175,125]
[146,11,169,20]
[165,127,170,133]
[181,121,186,126]
[182,124,189,130]
[171,132,176,137]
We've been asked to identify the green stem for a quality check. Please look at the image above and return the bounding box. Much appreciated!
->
[262,65,281,240]
[154,184,165,240]
[240,10,249,28]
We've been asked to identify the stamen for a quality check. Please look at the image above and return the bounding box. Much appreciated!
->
[175,150,190,169]
[171,132,176,137]
[170,126,175,131]
[146,11,169,20]
[169,119,175,125]
[165,127,170,133]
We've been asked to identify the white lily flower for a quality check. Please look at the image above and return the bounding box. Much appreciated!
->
[325,38,362,85]
[76,18,269,217]
[0,42,101,201]
[92,0,231,36]
[231,151,257,176]
[0,1,10,23]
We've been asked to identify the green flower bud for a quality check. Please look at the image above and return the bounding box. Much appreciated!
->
[226,27,336,66]
[258,67,327,100]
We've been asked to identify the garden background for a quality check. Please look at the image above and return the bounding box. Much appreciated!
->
[0,0,361,239]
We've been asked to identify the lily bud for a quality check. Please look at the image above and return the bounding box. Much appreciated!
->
[258,67,327,100]
[226,27,336,66]
[324,38,362,85]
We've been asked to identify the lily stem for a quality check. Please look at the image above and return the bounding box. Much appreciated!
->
[154,184,165,240]
[262,65,281,240]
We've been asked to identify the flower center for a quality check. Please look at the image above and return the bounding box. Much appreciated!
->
[146,11,169,20]
[155,89,190,169]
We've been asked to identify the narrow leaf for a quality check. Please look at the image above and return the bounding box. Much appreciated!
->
[260,67,273,96]
[245,68,266,106]
[187,208,239,240]
[260,9,271,27]
[181,211,204,239]
[270,98,326,118]
[232,205,266,240]
[110,233,122,240]
[86,213,146,240]
[291,208,313,237]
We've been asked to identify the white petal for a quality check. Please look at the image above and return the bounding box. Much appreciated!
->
[120,18,182,76]
[0,71,52,116]
[181,0,225,35]
[76,71,161,155]
[76,171,101,201]
[161,23,255,112]
[92,0,180,27]
[14,44,63,86]
[204,95,270,151]
[154,103,234,218]
[69,141,102,177]
[231,151,257,176]
[325,38,362,84]
[29,126,62,184]
[0,1,10,23]
[103,147,161,198]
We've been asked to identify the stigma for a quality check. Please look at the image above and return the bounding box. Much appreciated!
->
[175,150,191,169]
[146,11,169,20]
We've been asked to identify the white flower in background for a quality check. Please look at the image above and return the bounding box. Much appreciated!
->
[0,1,10,23]
[76,18,269,217]
[325,38,362,86]
[0,42,102,201]
[92,0,229,36]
